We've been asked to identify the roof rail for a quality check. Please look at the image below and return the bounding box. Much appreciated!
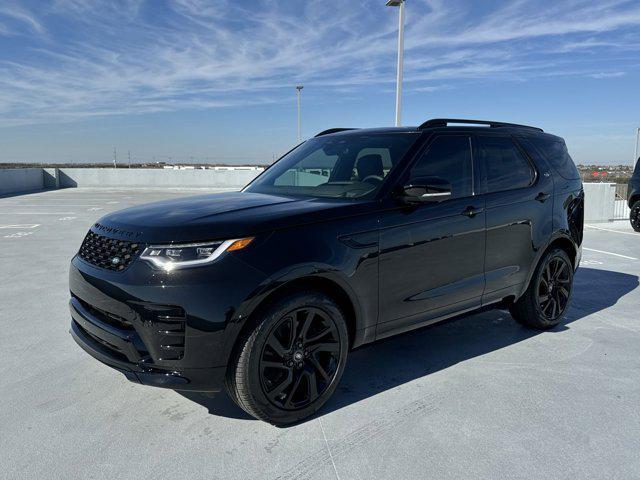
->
[315,128,358,137]
[418,118,543,132]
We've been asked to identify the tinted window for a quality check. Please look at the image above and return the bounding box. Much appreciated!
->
[246,134,418,199]
[527,137,580,180]
[410,136,472,198]
[477,136,534,192]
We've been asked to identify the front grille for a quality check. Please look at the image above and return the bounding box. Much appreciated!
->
[78,231,143,271]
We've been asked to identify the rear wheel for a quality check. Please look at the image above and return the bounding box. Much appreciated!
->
[226,290,348,425]
[630,199,640,232]
[510,248,574,329]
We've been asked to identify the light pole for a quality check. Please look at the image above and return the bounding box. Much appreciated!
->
[634,127,640,167]
[296,85,304,143]
[387,0,405,127]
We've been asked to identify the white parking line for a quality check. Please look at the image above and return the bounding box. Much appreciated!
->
[3,231,33,239]
[585,225,639,236]
[0,224,40,229]
[0,212,77,215]
[580,259,604,266]
[0,204,103,207]
[583,247,638,260]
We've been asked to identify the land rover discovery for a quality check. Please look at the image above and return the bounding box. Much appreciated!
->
[69,118,584,425]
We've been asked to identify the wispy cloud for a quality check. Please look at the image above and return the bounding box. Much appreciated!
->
[587,71,626,79]
[0,4,45,35]
[411,84,454,93]
[0,0,638,127]
[410,0,640,46]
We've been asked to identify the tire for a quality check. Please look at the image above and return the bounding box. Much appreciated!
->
[630,200,640,232]
[226,290,349,425]
[509,248,574,330]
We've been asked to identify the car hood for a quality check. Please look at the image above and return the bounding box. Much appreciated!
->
[92,191,367,243]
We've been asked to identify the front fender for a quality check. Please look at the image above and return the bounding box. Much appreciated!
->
[219,263,369,366]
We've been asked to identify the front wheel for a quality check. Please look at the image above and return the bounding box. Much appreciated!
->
[510,248,574,329]
[226,290,349,425]
[630,199,640,232]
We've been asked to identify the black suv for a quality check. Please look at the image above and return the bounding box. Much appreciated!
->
[69,118,584,425]
[629,157,640,231]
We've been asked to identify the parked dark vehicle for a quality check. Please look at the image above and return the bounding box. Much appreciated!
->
[628,157,640,231]
[69,119,584,425]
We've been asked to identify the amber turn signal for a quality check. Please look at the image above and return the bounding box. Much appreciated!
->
[227,237,255,252]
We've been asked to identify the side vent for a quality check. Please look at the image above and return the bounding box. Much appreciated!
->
[142,304,187,361]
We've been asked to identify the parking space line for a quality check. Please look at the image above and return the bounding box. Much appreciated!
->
[585,225,639,236]
[0,224,40,229]
[2,231,33,239]
[318,418,340,480]
[0,212,77,215]
[583,247,638,260]
[0,204,103,207]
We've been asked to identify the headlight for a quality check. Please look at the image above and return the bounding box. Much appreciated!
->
[140,237,254,271]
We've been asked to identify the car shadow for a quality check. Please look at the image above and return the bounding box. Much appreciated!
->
[178,267,638,423]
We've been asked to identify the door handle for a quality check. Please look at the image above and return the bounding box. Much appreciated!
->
[461,206,483,218]
[535,192,550,202]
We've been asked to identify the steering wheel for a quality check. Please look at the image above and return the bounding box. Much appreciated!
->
[362,175,383,185]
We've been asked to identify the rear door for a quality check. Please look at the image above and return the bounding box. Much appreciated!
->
[475,134,554,304]
[377,134,486,338]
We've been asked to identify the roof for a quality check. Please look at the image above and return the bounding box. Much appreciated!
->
[315,118,547,138]
[315,127,419,137]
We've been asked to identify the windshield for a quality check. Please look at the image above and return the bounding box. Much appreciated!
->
[245,133,419,199]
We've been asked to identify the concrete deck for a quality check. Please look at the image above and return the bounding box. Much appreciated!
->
[1,188,639,480]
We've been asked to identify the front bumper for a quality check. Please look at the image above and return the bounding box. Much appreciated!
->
[70,314,225,390]
[69,252,266,392]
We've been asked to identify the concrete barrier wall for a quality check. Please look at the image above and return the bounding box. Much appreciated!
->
[0,168,44,195]
[1,167,264,194]
[0,169,621,224]
[583,182,616,223]
[56,168,262,188]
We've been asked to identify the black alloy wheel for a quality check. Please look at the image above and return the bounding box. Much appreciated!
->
[226,290,349,425]
[259,307,340,410]
[631,200,640,232]
[509,247,574,330]
[536,256,572,321]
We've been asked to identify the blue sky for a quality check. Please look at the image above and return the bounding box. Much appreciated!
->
[0,0,639,165]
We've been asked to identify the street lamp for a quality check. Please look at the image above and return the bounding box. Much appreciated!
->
[634,127,640,167]
[387,0,405,127]
[296,85,304,143]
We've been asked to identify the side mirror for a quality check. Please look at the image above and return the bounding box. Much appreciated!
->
[402,176,452,203]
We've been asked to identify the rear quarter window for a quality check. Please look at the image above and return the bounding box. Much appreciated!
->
[476,135,535,193]
[525,137,580,180]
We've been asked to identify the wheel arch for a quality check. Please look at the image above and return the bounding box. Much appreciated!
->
[252,275,360,348]
[518,234,578,300]
[546,236,578,268]
[223,269,364,369]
